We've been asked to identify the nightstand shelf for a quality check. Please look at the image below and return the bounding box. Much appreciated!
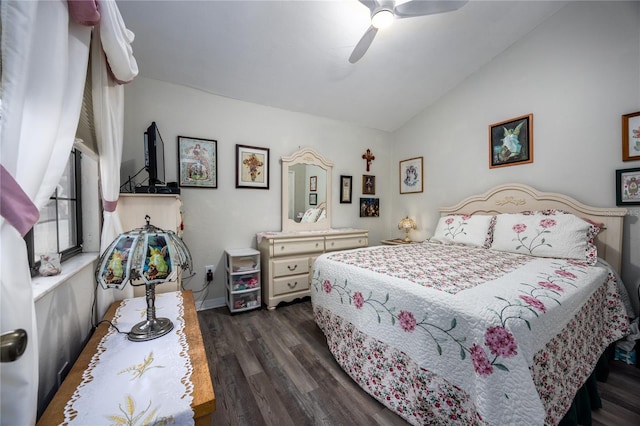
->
[380,239,421,245]
[225,248,261,313]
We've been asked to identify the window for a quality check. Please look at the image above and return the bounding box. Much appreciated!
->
[26,149,83,273]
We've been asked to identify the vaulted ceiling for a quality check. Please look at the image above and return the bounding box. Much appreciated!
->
[117,0,567,132]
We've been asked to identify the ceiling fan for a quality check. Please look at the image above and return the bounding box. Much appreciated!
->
[349,0,468,64]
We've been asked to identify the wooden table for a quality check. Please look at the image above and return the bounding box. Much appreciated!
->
[37,290,215,425]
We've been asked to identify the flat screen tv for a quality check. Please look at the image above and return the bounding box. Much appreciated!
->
[144,122,165,186]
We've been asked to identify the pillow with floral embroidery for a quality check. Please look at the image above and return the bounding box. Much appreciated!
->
[490,211,600,264]
[300,208,322,223]
[431,214,495,248]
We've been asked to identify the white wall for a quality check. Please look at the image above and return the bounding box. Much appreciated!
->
[122,78,391,307]
[389,1,640,314]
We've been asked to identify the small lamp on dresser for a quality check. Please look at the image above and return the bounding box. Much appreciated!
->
[95,215,193,342]
[398,216,417,242]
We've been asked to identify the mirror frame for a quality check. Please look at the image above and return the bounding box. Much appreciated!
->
[281,148,333,232]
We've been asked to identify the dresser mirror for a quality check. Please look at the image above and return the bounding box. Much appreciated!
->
[281,148,333,232]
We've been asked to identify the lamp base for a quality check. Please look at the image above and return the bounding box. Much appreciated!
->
[403,235,412,243]
[128,317,174,342]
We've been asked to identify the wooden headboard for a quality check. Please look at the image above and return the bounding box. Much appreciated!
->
[440,184,627,273]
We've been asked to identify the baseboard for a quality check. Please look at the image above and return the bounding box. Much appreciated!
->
[195,296,226,311]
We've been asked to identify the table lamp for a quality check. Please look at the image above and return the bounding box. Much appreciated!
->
[95,215,193,341]
[398,216,417,242]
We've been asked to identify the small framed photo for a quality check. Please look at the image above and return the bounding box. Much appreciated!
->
[309,193,318,205]
[622,111,640,161]
[489,114,533,169]
[362,175,375,195]
[340,175,352,204]
[399,157,423,194]
[616,167,640,206]
[310,176,317,192]
[360,197,379,217]
[178,136,217,188]
[236,144,269,189]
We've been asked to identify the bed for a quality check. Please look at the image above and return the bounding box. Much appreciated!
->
[310,184,631,426]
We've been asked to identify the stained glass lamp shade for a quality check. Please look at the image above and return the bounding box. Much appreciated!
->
[95,216,193,341]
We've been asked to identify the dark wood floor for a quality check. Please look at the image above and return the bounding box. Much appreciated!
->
[198,299,640,426]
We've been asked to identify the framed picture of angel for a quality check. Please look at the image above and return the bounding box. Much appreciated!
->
[489,114,533,169]
[178,136,217,188]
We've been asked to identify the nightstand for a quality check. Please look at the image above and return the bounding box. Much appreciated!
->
[381,239,420,245]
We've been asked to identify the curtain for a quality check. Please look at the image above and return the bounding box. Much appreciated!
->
[92,0,139,317]
[0,1,91,423]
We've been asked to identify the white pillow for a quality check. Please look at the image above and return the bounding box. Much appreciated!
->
[317,208,327,221]
[431,214,495,248]
[300,208,321,223]
[490,211,600,264]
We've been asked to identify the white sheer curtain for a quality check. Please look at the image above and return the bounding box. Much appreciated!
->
[0,1,91,424]
[92,0,139,316]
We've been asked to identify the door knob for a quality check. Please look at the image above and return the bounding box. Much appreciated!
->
[1,329,28,363]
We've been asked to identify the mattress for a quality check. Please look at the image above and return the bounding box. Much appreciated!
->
[310,242,629,425]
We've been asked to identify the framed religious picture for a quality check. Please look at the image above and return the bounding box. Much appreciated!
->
[309,193,318,206]
[178,136,217,188]
[399,157,423,194]
[360,197,379,217]
[340,175,352,203]
[622,111,640,161]
[310,175,317,192]
[362,175,375,195]
[616,167,640,206]
[235,144,270,189]
[489,114,533,168]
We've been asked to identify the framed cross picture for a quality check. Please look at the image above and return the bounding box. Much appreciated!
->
[622,111,640,161]
[236,144,270,189]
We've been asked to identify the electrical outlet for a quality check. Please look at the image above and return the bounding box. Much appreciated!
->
[205,265,215,284]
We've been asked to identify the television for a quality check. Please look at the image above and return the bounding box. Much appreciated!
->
[143,121,165,186]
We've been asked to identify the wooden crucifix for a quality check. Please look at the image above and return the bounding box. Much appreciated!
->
[362,149,375,172]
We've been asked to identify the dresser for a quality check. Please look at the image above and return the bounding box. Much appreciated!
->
[257,228,368,310]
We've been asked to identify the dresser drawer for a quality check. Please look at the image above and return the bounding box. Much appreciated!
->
[272,257,310,278]
[272,238,323,256]
[273,274,310,296]
[325,234,368,252]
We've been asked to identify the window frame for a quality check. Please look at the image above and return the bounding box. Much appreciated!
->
[26,149,84,275]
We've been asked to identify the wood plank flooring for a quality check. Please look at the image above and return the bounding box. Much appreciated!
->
[198,299,640,426]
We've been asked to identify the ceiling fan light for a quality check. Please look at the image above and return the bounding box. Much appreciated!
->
[371,9,394,29]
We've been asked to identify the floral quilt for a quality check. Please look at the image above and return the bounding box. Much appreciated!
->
[310,243,629,425]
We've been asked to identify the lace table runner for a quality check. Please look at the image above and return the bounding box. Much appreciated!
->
[63,291,194,425]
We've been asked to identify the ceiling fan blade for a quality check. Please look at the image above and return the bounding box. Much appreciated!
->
[393,0,468,18]
[358,0,381,13]
[349,26,379,64]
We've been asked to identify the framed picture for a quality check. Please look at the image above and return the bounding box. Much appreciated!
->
[360,197,379,217]
[489,114,533,169]
[236,144,269,189]
[399,157,424,194]
[362,175,375,195]
[309,193,318,205]
[340,175,353,203]
[615,167,640,206]
[310,176,317,192]
[622,111,640,161]
[178,136,217,188]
